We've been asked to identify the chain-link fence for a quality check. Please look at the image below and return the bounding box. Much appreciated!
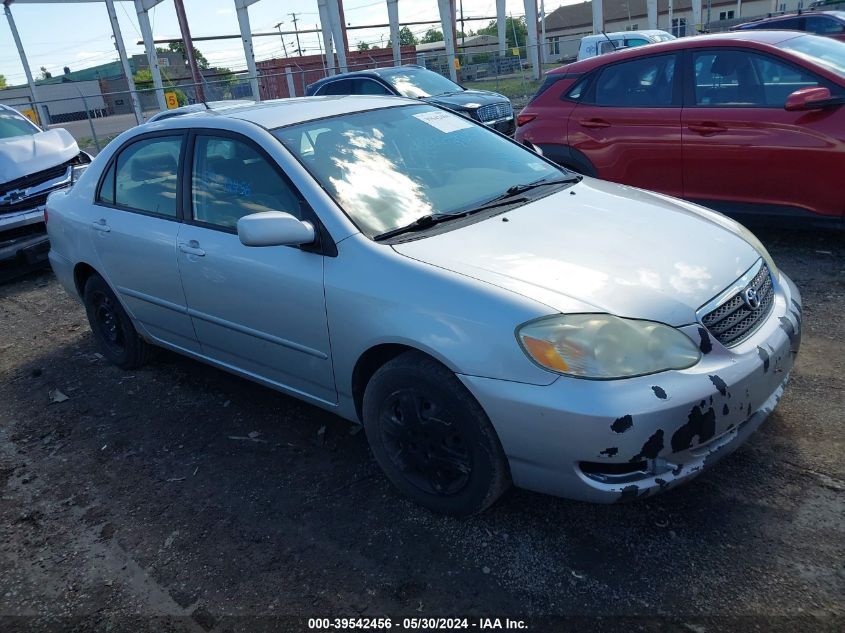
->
[0,15,787,153]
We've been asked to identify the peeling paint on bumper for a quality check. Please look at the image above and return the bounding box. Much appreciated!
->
[459,272,802,503]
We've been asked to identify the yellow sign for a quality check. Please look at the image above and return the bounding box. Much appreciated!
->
[165,91,179,109]
[453,58,461,71]
[21,109,39,125]
[512,47,520,56]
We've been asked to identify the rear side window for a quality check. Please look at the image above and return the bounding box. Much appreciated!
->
[354,79,392,95]
[594,54,677,106]
[114,136,182,217]
[317,79,352,96]
[97,162,115,205]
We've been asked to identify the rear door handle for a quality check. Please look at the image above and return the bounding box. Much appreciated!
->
[92,219,110,233]
[178,240,205,257]
[579,118,611,129]
[688,123,727,136]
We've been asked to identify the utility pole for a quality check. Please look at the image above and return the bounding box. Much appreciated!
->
[173,0,205,102]
[289,12,302,56]
[459,0,465,46]
[275,22,289,57]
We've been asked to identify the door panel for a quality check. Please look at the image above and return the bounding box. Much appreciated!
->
[682,49,845,220]
[89,134,199,352]
[567,53,684,196]
[177,133,335,403]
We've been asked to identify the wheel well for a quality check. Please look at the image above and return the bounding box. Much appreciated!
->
[73,262,98,298]
[351,344,422,422]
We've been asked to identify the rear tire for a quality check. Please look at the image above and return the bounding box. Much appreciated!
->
[83,273,152,369]
[363,351,510,516]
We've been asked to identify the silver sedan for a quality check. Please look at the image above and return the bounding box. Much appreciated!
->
[45,96,802,515]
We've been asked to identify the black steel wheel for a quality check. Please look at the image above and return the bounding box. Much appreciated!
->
[363,351,510,516]
[83,273,152,369]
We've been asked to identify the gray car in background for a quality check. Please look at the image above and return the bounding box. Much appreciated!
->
[45,96,801,515]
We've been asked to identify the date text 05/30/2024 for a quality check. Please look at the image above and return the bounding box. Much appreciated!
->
[308,617,528,630]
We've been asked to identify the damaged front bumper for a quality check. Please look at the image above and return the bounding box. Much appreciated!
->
[0,207,49,264]
[458,271,802,503]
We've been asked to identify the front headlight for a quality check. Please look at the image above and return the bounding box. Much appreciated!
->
[70,163,89,184]
[517,314,701,379]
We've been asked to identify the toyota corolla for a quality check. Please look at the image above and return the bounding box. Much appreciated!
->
[45,96,802,515]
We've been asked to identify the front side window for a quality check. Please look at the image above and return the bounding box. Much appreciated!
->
[273,105,562,237]
[114,136,181,217]
[191,135,300,230]
[594,54,676,106]
[380,69,463,98]
[806,16,845,34]
[624,38,650,48]
[693,50,824,107]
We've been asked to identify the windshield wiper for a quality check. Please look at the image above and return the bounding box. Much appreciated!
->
[504,175,582,196]
[374,212,465,241]
[373,197,528,241]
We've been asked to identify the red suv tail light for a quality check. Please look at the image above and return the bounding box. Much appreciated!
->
[44,208,48,224]
[516,113,537,127]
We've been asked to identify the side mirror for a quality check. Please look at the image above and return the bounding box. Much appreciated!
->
[784,86,834,111]
[237,211,316,247]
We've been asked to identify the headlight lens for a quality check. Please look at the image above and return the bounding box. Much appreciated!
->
[517,314,701,379]
[70,163,89,184]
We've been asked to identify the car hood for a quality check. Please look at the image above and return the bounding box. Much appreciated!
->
[0,128,79,185]
[424,89,509,108]
[392,178,761,326]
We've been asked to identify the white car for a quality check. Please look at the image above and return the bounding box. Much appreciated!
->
[46,97,800,515]
[0,104,90,267]
[577,30,675,61]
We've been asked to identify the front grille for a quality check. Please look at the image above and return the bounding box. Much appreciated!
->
[701,263,774,347]
[0,158,78,215]
[477,101,513,123]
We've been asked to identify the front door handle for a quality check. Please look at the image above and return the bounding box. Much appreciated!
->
[92,219,110,233]
[178,240,206,257]
[579,118,611,129]
[688,123,727,136]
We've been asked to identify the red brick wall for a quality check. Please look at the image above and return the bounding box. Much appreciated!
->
[257,46,418,99]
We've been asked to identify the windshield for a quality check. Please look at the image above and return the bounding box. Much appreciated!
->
[380,68,463,98]
[273,104,563,237]
[0,110,39,139]
[777,34,845,78]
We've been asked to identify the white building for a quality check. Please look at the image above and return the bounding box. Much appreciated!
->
[543,0,811,62]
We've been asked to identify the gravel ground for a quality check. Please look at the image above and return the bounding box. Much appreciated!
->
[0,227,843,633]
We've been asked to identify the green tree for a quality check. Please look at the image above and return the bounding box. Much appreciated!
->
[420,28,443,44]
[357,41,371,52]
[477,16,527,52]
[39,66,52,80]
[398,26,418,46]
[157,41,210,70]
[0,74,6,89]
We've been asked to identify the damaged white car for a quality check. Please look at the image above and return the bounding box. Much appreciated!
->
[0,104,90,267]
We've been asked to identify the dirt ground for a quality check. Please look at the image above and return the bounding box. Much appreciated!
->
[0,227,843,633]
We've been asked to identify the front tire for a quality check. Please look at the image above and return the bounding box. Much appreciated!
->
[83,273,152,369]
[363,352,510,516]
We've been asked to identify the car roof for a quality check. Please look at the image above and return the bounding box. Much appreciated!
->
[307,65,428,88]
[582,29,669,39]
[150,95,417,130]
[552,31,808,74]
[741,9,845,22]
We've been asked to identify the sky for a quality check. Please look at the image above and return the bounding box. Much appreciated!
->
[0,0,580,86]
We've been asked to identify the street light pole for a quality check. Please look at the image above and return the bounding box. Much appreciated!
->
[275,22,289,57]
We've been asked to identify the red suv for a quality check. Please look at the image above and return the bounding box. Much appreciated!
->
[515,32,845,226]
